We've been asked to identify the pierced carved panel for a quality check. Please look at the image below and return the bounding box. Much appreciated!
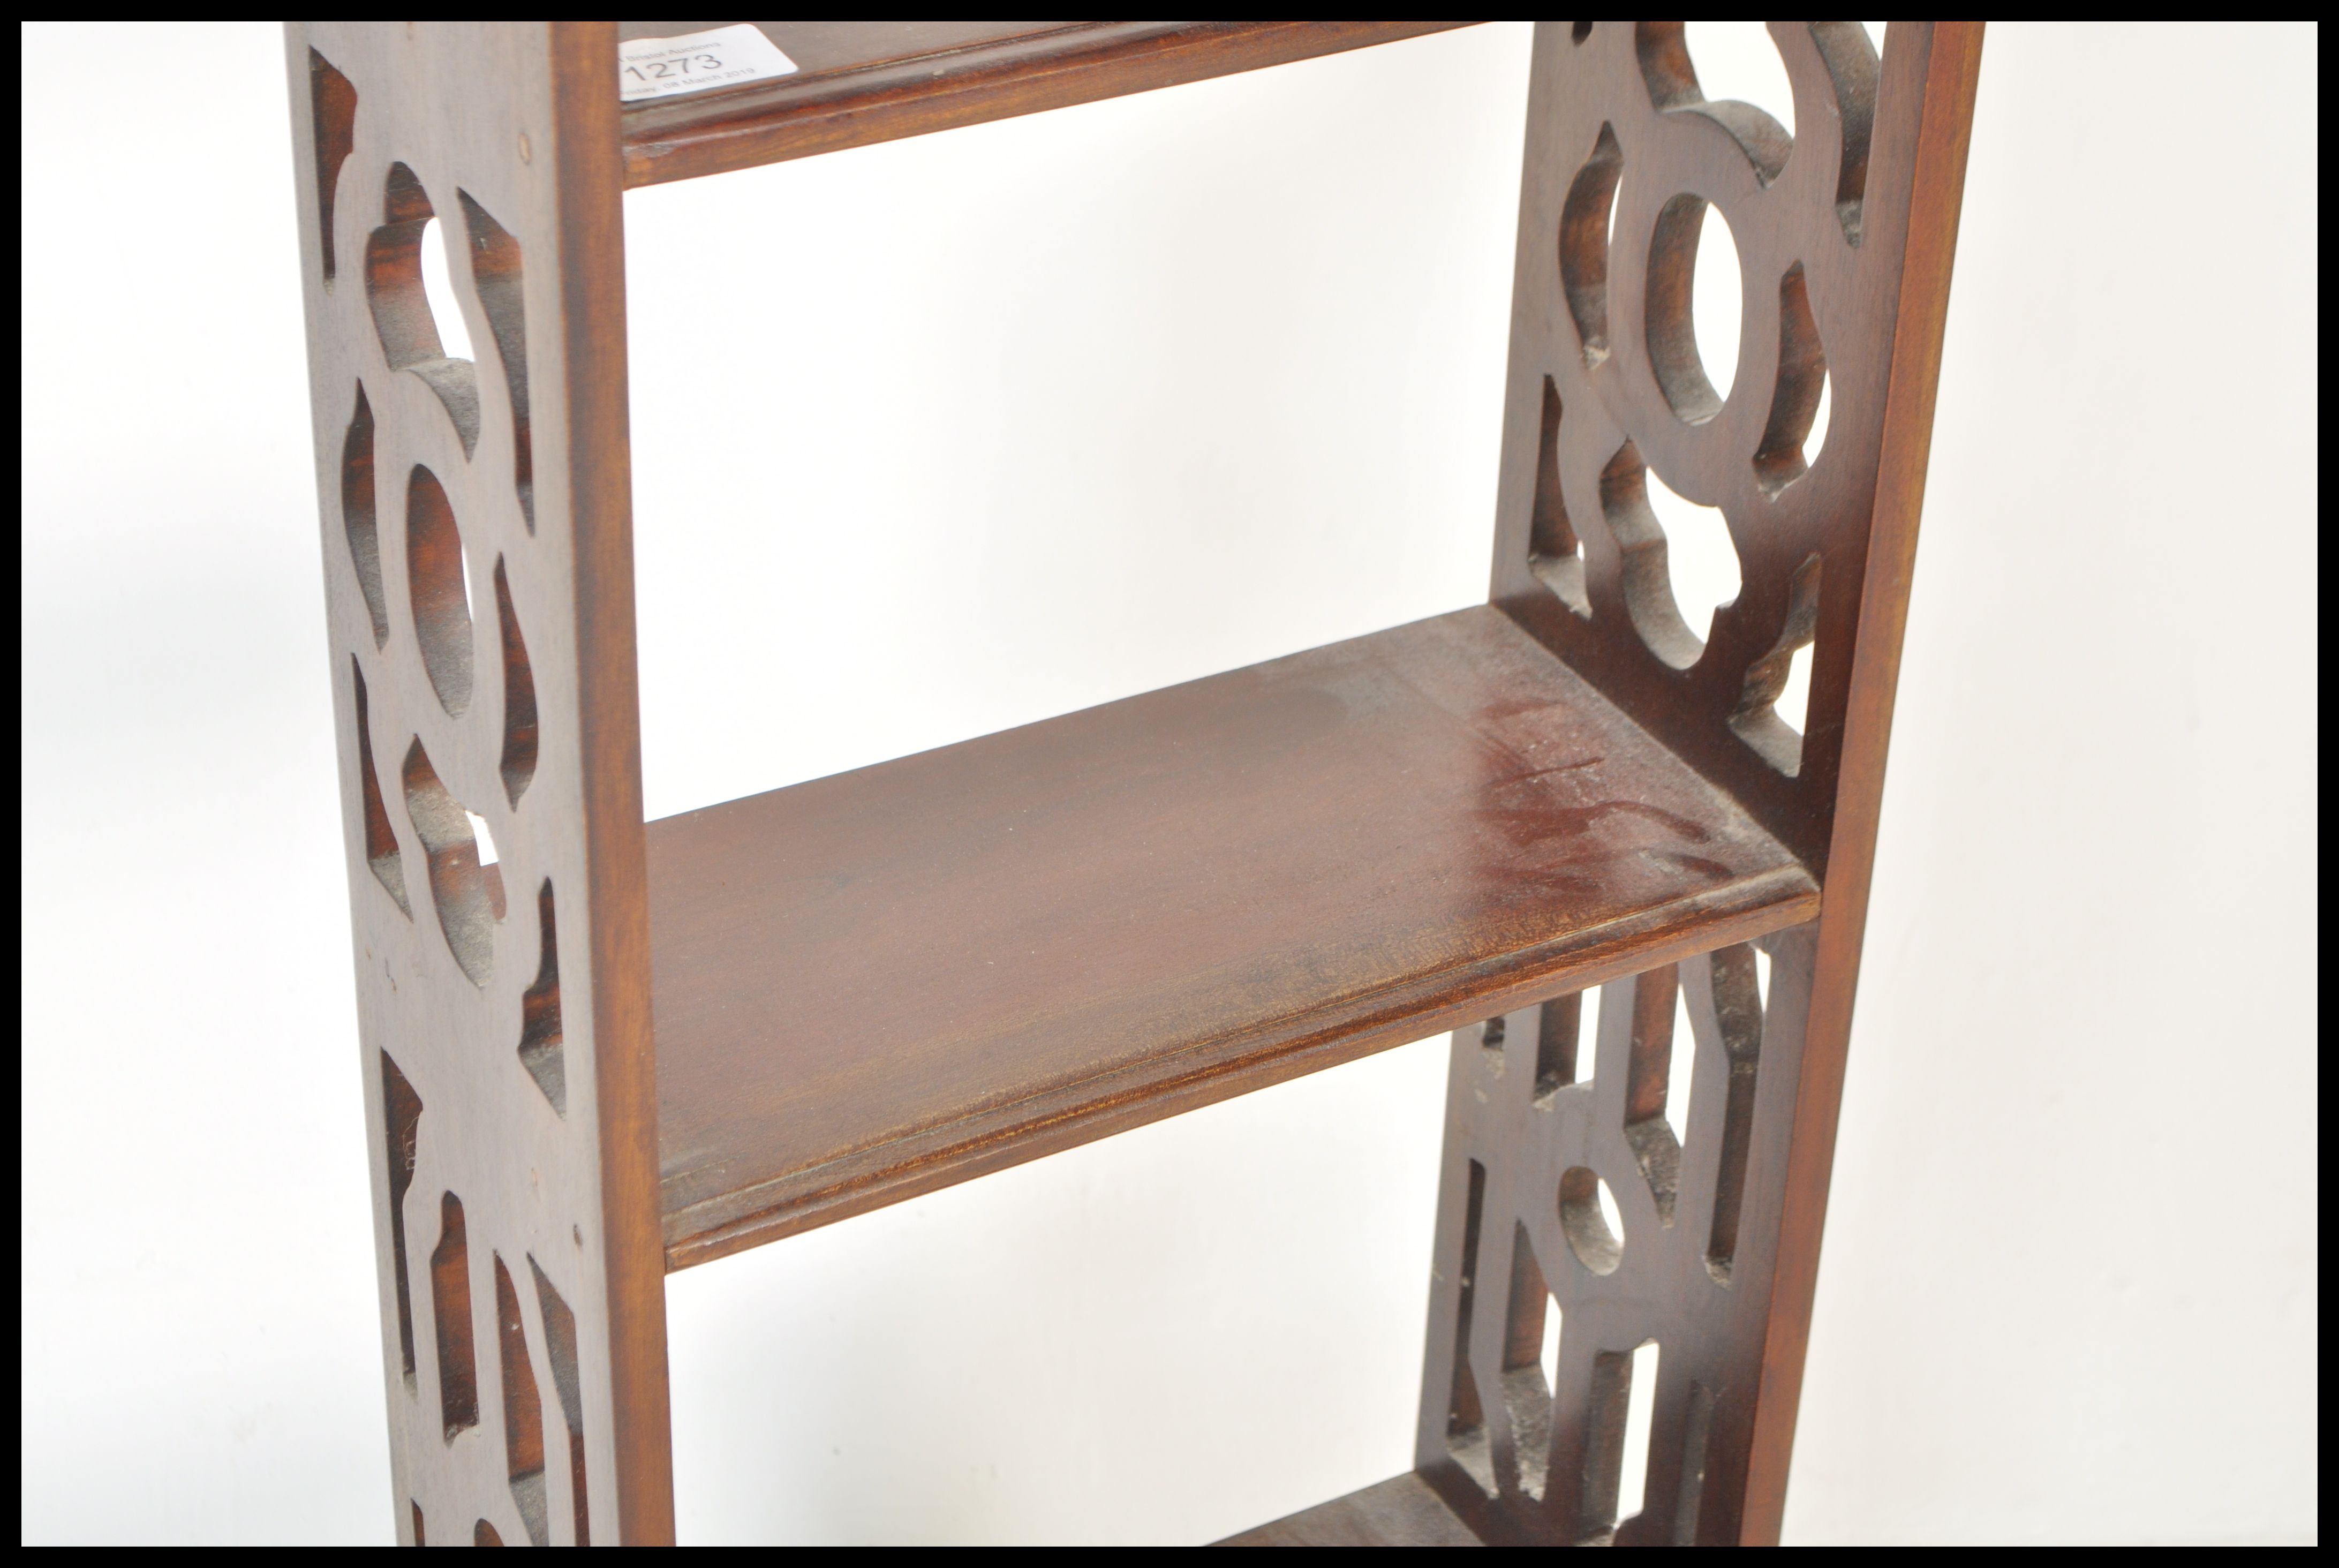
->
[289,24,662,1546]
[1417,926,1819,1544]
[1491,22,1946,866]
[1436,23,1976,1542]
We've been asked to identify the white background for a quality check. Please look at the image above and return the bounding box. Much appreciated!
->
[19,22,2318,1545]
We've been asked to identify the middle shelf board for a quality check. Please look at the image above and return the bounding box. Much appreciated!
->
[648,605,1818,1270]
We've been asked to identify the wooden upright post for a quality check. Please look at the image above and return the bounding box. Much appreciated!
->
[286,22,674,1544]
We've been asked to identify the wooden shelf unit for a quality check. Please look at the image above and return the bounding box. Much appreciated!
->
[288,20,1981,1546]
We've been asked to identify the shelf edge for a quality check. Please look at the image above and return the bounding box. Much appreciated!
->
[661,870,1816,1271]
[621,22,1475,188]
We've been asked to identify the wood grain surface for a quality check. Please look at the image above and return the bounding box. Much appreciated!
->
[288,20,673,1545]
[1738,20,1986,1544]
[1218,1472,1483,1546]
[1403,21,1980,1543]
[616,21,1471,186]
[648,607,1817,1269]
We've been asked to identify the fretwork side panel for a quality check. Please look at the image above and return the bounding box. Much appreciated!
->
[1490,22,1960,869]
[286,23,671,1544]
[1416,928,1818,1544]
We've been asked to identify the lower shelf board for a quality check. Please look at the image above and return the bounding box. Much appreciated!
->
[1217,1472,1483,1547]
[648,606,1817,1268]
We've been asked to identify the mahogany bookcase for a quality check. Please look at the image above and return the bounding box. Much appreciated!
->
[285,21,1980,1546]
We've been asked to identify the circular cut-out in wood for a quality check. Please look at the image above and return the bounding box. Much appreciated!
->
[1646,194,1741,423]
[1560,1165,1625,1275]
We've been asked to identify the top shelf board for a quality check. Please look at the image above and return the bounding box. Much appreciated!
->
[648,607,1818,1271]
[617,21,1472,186]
